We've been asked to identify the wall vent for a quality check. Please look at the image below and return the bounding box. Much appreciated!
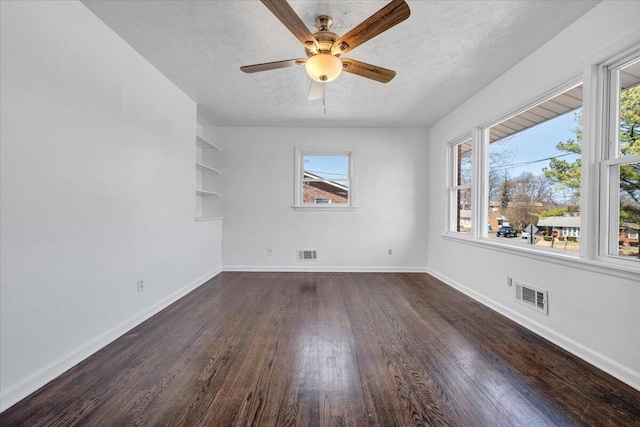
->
[297,250,317,261]
[515,281,548,315]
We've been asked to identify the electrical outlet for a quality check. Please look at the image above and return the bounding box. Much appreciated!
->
[267,248,273,256]
[507,276,513,287]
[388,249,393,255]
[137,278,145,293]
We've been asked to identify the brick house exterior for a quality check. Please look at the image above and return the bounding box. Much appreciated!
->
[619,224,639,246]
[488,201,506,230]
[302,172,348,204]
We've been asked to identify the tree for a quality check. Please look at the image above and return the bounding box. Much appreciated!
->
[488,137,519,202]
[619,86,640,229]
[620,85,640,156]
[508,172,557,205]
[504,172,555,230]
[500,172,510,210]
[504,202,538,232]
[536,205,578,219]
[543,112,582,196]
[619,86,640,258]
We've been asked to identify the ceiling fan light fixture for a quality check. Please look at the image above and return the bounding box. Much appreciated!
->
[305,53,343,82]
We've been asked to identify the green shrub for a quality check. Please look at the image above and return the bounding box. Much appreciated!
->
[567,236,577,242]
[544,236,552,241]
[558,236,565,241]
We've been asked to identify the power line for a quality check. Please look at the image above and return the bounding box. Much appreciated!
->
[305,169,347,177]
[490,152,576,173]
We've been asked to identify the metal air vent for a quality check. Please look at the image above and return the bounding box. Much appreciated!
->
[515,281,548,315]
[297,250,317,261]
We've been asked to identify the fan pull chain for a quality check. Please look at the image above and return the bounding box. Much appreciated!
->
[323,88,327,115]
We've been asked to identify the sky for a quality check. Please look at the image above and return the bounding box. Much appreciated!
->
[303,155,349,181]
[490,110,581,177]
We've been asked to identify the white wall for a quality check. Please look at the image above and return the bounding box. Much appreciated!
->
[0,1,221,410]
[427,1,640,390]
[213,127,428,271]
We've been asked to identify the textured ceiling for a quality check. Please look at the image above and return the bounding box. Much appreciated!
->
[82,0,600,128]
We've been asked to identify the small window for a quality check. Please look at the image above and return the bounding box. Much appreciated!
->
[603,54,640,261]
[294,148,355,209]
[483,82,583,255]
[449,138,472,234]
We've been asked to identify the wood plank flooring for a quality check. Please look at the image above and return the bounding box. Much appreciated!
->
[2,272,639,426]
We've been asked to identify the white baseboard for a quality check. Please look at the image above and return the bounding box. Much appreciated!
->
[425,267,640,392]
[222,265,428,273]
[0,268,221,413]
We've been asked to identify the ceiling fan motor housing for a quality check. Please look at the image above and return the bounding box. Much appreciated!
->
[305,16,339,58]
[315,15,332,31]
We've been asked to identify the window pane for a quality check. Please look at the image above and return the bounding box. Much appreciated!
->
[457,141,472,186]
[451,139,472,233]
[302,155,349,181]
[301,155,349,205]
[616,162,640,260]
[303,181,349,204]
[456,188,472,234]
[618,60,640,158]
[486,85,582,254]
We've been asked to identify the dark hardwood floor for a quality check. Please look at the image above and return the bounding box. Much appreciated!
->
[2,272,639,426]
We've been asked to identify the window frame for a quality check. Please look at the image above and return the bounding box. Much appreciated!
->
[599,50,640,264]
[478,77,584,249]
[293,147,356,210]
[442,45,640,279]
[448,135,473,235]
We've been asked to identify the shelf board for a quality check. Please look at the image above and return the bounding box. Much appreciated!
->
[195,189,221,197]
[196,135,221,152]
[195,216,224,222]
[196,162,221,174]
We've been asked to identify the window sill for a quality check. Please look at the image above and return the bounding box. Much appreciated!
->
[293,205,357,211]
[442,233,639,281]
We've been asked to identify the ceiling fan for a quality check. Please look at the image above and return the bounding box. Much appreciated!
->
[240,0,411,100]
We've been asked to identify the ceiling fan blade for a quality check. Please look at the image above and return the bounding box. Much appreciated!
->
[332,0,410,55]
[341,58,396,83]
[240,59,305,73]
[308,80,324,100]
[261,0,319,50]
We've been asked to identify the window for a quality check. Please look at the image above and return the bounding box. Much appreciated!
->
[445,46,639,275]
[449,137,472,234]
[294,148,355,209]
[603,55,640,261]
[483,82,583,255]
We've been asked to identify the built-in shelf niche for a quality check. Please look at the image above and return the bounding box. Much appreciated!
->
[195,134,222,221]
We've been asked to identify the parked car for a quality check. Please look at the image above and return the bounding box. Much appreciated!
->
[496,226,517,237]
[521,231,531,239]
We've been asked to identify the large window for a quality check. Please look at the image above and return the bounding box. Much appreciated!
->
[603,55,640,261]
[449,138,472,234]
[445,46,640,272]
[294,148,355,209]
[483,83,583,255]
